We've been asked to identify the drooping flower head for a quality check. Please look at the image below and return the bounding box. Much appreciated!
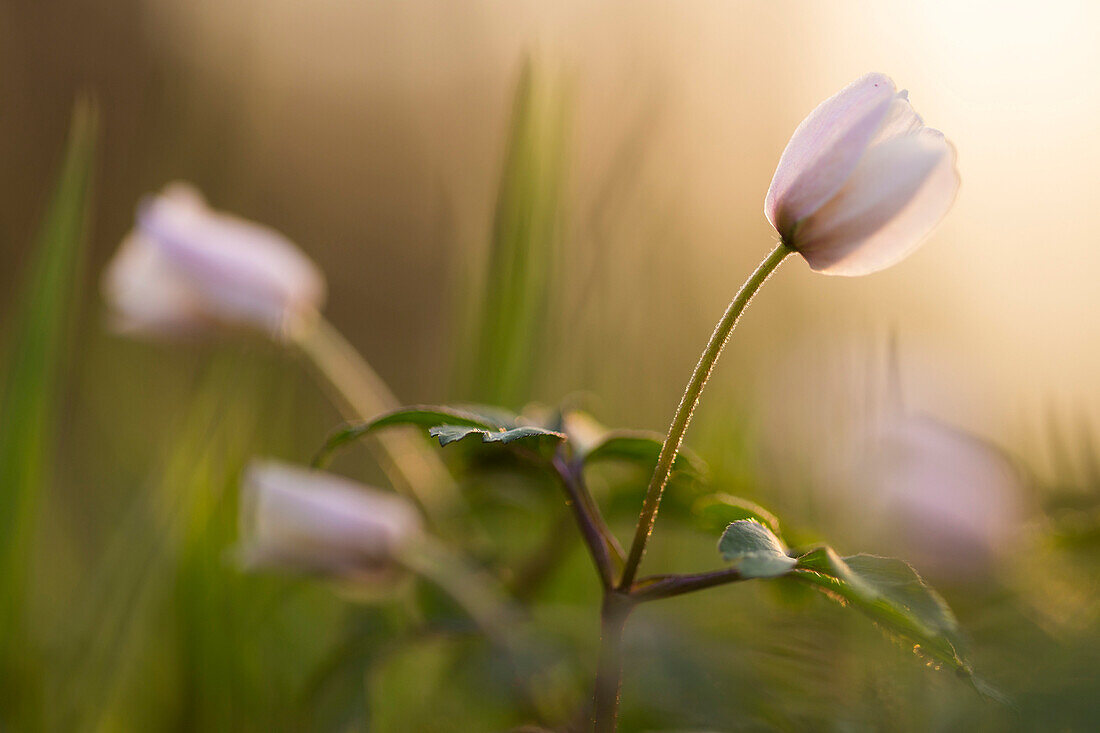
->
[238,460,423,581]
[766,73,959,276]
[102,183,326,338]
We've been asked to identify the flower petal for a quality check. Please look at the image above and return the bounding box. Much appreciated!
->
[239,461,421,575]
[796,128,959,276]
[765,73,897,236]
[136,185,326,334]
[100,231,208,336]
[868,90,924,146]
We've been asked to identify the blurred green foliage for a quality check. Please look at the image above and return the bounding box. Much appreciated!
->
[0,99,96,729]
[54,361,343,731]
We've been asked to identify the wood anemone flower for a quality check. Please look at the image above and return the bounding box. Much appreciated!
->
[765,73,960,276]
[102,183,326,338]
[237,460,423,581]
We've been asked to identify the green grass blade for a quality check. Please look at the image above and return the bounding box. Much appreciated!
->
[461,57,570,408]
[0,98,97,723]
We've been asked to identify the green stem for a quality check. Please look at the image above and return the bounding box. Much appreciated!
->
[619,243,792,589]
[628,568,744,602]
[552,454,621,590]
[592,592,633,733]
[289,314,460,526]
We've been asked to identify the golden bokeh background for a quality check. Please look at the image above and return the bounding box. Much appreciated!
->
[6,1,1098,457]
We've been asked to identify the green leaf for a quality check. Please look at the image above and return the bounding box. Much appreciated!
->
[793,547,969,673]
[313,405,509,467]
[371,405,512,430]
[693,493,781,536]
[584,431,706,476]
[428,425,566,451]
[718,520,796,578]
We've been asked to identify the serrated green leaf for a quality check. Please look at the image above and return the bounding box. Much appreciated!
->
[844,555,959,633]
[793,547,969,673]
[794,546,879,599]
[718,520,796,578]
[428,424,566,450]
[693,493,781,536]
[313,405,509,467]
[584,431,706,477]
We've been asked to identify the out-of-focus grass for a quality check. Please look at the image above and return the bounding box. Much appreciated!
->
[52,352,351,732]
[456,57,569,409]
[0,99,96,729]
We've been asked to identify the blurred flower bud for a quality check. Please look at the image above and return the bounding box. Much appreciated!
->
[238,460,422,581]
[765,73,959,276]
[861,415,1025,578]
[102,183,326,339]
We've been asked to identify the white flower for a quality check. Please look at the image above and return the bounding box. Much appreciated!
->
[861,415,1024,578]
[238,460,422,580]
[765,73,960,276]
[102,183,325,338]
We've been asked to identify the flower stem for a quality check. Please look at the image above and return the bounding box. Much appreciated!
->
[628,568,745,602]
[619,243,792,589]
[289,314,460,526]
[552,453,623,590]
[592,592,633,733]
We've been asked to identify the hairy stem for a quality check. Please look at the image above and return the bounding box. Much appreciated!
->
[619,244,792,589]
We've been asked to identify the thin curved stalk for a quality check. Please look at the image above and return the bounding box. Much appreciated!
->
[290,315,461,526]
[619,244,792,589]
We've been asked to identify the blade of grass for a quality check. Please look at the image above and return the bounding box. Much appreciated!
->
[59,355,342,731]
[456,57,570,408]
[0,97,97,727]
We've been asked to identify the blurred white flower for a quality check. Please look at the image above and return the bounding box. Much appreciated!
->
[861,415,1025,578]
[102,183,326,338]
[759,337,1025,579]
[765,73,959,276]
[238,460,422,580]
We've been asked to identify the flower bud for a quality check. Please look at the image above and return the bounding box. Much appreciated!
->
[238,460,422,580]
[765,73,959,276]
[102,184,326,338]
